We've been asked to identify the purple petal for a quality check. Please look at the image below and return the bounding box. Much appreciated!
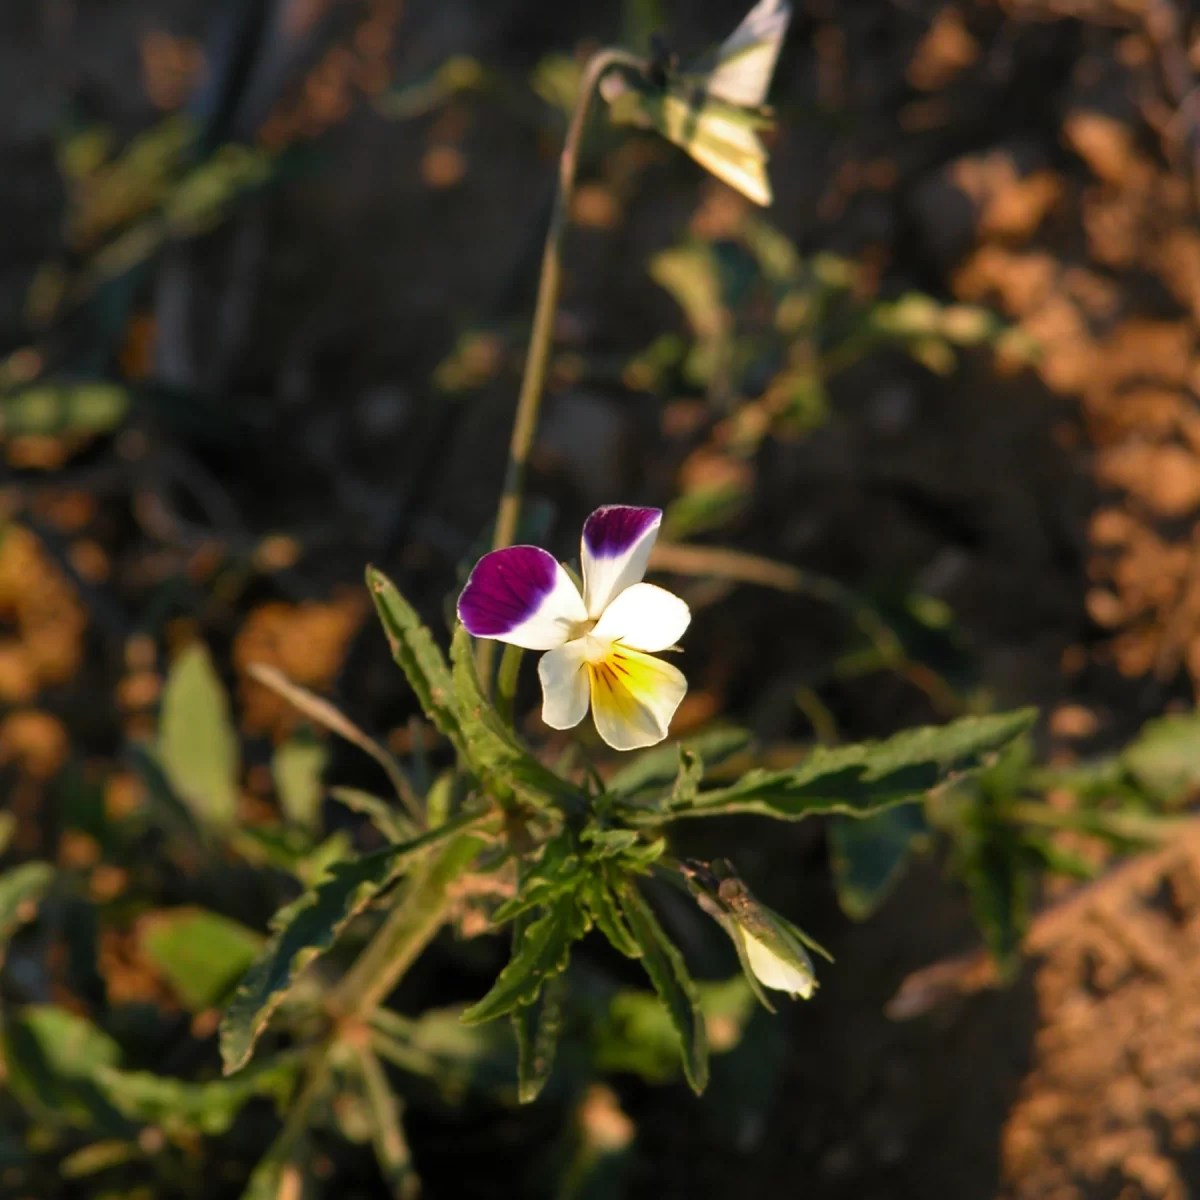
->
[582,506,661,559]
[457,546,587,649]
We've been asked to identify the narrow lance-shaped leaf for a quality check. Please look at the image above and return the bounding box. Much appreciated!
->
[460,897,585,1026]
[366,565,464,753]
[642,709,1037,822]
[582,869,642,960]
[511,903,568,1105]
[615,880,708,1094]
[450,625,586,811]
[220,811,488,1074]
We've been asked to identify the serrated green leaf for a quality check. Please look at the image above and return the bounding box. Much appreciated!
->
[366,566,463,752]
[138,907,264,1011]
[272,733,327,831]
[606,727,750,798]
[353,1045,420,1198]
[461,897,584,1025]
[650,709,1037,822]
[3,1006,125,1130]
[93,1054,300,1137]
[0,861,54,948]
[829,803,928,920]
[450,625,586,811]
[220,813,487,1074]
[512,936,567,1103]
[615,880,708,1093]
[158,642,240,830]
[1122,711,1200,805]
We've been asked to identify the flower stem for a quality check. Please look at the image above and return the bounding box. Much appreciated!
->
[479,46,644,689]
[330,831,486,1020]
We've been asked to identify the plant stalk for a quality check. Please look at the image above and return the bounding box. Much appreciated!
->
[478,47,644,689]
[331,832,486,1020]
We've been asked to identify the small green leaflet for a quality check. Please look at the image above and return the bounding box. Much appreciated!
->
[829,804,929,921]
[460,897,586,1025]
[366,565,464,753]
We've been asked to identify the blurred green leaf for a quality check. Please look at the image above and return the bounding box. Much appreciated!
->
[829,804,929,920]
[366,565,464,753]
[956,813,1030,979]
[330,786,414,843]
[272,732,328,832]
[615,880,708,1093]
[591,976,752,1086]
[647,709,1037,822]
[139,907,264,1011]
[354,1045,419,1198]
[4,1006,124,1130]
[0,861,54,947]
[1121,711,1200,805]
[461,897,585,1026]
[0,381,129,436]
[158,642,240,830]
[94,1054,300,1137]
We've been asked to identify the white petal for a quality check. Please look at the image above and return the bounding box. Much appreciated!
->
[742,931,815,998]
[587,645,687,751]
[457,546,586,650]
[538,641,590,730]
[580,506,662,618]
[592,583,690,653]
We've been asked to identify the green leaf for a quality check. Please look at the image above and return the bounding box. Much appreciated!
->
[138,908,264,1011]
[1,381,129,436]
[0,861,54,948]
[956,813,1030,978]
[653,709,1037,822]
[606,728,750,798]
[461,897,585,1025]
[615,880,708,1093]
[670,747,702,807]
[1122,711,1200,805]
[366,565,464,752]
[221,812,489,1073]
[330,785,416,843]
[450,625,586,811]
[272,732,328,831]
[158,642,240,830]
[829,804,929,920]
[581,870,642,960]
[591,977,751,1086]
[491,831,582,925]
[512,944,567,1103]
[3,1006,124,1130]
[93,1054,300,1137]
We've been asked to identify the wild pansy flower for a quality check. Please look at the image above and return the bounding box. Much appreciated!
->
[457,506,689,751]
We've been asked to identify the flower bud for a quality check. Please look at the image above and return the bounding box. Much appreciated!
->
[681,858,820,1004]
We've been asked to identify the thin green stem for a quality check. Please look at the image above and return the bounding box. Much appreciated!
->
[495,643,525,728]
[478,46,645,688]
[331,832,486,1019]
